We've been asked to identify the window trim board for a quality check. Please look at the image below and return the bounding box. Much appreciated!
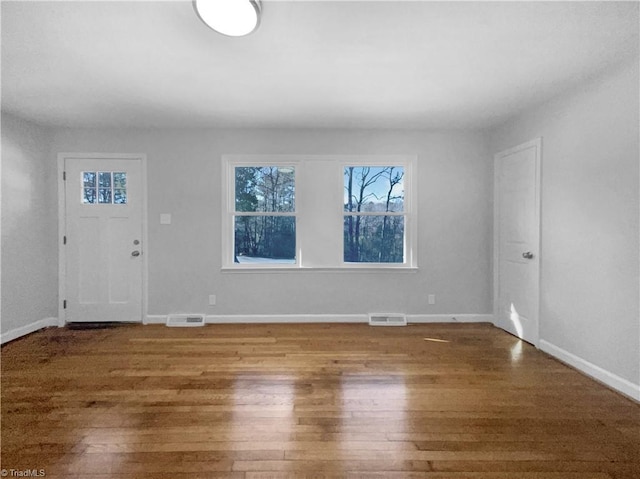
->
[221,154,418,270]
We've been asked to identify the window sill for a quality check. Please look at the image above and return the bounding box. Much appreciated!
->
[221,266,419,273]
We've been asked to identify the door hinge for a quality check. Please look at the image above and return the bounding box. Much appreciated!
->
[63,171,66,181]
[63,235,67,245]
[63,300,67,309]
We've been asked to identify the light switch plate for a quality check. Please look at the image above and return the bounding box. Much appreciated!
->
[160,213,171,225]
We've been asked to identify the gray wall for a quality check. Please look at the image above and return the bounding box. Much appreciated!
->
[490,58,640,387]
[49,128,494,317]
[1,113,58,334]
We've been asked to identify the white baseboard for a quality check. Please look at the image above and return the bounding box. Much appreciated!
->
[0,317,59,345]
[147,314,368,324]
[145,315,166,324]
[540,339,640,402]
[208,314,368,324]
[146,313,493,325]
[408,314,494,323]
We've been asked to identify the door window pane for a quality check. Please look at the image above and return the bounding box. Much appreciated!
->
[83,172,96,188]
[113,189,127,204]
[113,172,127,188]
[82,171,127,205]
[98,188,112,204]
[83,188,97,204]
[98,172,112,188]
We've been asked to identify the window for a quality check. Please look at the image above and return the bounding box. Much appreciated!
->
[233,166,296,264]
[344,166,405,263]
[222,156,416,269]
[82,171,127,204]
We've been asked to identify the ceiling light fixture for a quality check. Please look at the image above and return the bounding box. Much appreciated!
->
[194,0,261,37]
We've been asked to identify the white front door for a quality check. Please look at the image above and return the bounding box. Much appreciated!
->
[62,156,145,323]
[494,139,541,345]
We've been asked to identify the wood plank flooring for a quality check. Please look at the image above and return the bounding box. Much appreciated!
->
[1,323,638,478]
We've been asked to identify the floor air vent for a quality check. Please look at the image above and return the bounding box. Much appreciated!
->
[166,314,205,327]
[368,313,407,326]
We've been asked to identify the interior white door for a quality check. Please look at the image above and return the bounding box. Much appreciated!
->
[494,139,541,345]
[64,157,143,322]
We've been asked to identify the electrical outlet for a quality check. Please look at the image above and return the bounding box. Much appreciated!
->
[428,294,436,305]
[209,295,216,306]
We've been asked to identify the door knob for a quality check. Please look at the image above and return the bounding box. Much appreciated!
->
[522,251,534,259]
[131,250,141,257]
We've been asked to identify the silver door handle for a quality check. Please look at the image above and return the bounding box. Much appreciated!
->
[131,250,141,257]
[522,251,534,259]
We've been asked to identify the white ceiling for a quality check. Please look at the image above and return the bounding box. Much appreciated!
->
[2,0,638,129]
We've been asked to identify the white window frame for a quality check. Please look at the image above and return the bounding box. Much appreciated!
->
[222,155,418,271]
[340,158,416,269]
[222,157,300,269]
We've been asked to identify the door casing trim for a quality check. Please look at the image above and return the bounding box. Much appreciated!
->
[57,153,149,326]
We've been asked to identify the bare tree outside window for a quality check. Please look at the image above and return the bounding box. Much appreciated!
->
[344,166,405,263]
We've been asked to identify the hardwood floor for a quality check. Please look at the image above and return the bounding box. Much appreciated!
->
[1,323,638,478]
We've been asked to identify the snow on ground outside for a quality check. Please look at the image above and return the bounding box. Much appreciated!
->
[236,256,295,264]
